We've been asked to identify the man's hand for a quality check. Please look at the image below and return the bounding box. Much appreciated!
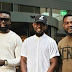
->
[47,57,58,72]
[0,60,5,66]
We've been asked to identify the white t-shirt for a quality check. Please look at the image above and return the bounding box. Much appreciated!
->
[21,33,60,72]
[0,30,22,72]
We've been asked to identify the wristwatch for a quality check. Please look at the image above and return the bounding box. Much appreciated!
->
[5,60,8,65]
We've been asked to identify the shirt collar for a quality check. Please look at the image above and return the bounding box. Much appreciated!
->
[34,33,46,39]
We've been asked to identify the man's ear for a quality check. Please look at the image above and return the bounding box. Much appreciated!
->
[45,25,48,29]
[10,22,11,24]
[46,25,48,29]
[32,23,35,28]
[32,23,34,27]
[63,24,64,28]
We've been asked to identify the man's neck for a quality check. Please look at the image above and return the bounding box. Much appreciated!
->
[35,33,45,37]
[0,29,10,33]
[67,35,72,38]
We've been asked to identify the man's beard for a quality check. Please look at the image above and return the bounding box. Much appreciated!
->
[34,30,45,37]
[0,25,11,33]
[35,31,44,37]
[64,29,72,36]
[0,27,7,32]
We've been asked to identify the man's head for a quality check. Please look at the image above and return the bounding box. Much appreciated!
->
[32,15,48,37]
[63,14,72,36]
[0,10,11,33]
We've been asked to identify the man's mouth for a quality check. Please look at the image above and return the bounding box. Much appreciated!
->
[68,28,72,33]
[37,29,41,32]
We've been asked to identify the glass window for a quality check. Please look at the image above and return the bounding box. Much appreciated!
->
[1,2,13,11]
[0,2,2,10]
[34,7,40,13]
[18,5,40,13]
[52,9,63,21]
[41,8,64,21]
[0,2,1,9]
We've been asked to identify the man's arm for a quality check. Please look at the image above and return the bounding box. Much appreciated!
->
[20,56,27,72]
[0,42,22,66]
[47,57,58,72]
[5,36,22,66]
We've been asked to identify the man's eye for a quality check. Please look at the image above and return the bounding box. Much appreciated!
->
[66,22,69,24]
[70,21,72,24]
[64,22,68,25]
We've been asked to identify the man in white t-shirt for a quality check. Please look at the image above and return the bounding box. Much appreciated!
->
[21,15,60,72]
[0,10,22,72]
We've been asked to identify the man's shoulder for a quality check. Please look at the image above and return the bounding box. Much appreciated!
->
[58,36,66,45]
[46,35,56,42]
[9,30,21,39]
[24,35,34,41]
[43,35,57,44]
[10,30,18,36]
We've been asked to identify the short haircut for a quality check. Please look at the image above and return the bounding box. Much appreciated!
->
[0,10,11,16]
[63,14,72,22]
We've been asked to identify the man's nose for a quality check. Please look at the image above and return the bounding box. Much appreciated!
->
[37,24,42,27]
[1,20,5,22]
[68,23,72,26]
[0,23,5,27]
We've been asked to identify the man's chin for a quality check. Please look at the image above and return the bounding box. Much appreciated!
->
[67,33,72,36]
[64,30,72,36]
[0,27,8,33]
[66,31,72,36]
[35,32,44,37]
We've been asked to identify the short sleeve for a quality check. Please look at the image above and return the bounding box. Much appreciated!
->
[49,41,60,59]
[21,39,27,57]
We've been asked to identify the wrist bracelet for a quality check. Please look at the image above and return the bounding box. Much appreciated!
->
[5,60,8,66]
